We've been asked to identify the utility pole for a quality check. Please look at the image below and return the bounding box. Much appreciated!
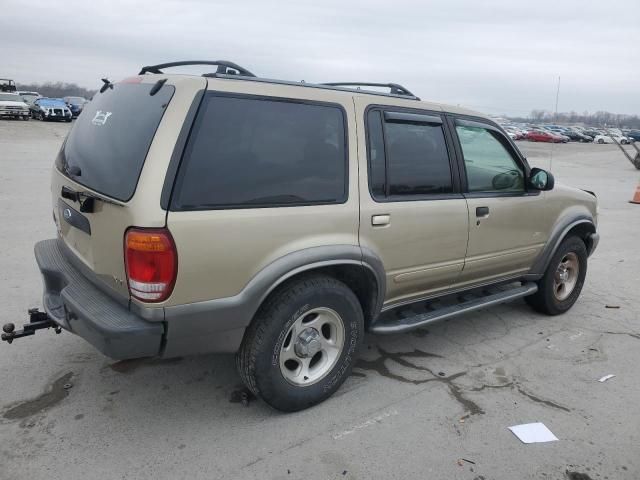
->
[554,76,560,123]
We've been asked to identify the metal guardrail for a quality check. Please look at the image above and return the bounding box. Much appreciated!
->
[604,128,640,170]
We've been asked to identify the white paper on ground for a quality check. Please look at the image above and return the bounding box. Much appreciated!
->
[598,374,615,383]
[508,422,559,444]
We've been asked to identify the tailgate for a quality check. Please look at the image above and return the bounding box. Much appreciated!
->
[51,75,206,302]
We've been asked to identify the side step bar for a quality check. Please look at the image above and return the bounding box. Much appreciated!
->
[370,282,538,334]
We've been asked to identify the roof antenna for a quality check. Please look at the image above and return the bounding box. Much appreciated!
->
[549,75,561,172]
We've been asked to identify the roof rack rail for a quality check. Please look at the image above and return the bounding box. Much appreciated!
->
[138,60,256,77]
[320,82,418,98]
[136,61,419,100]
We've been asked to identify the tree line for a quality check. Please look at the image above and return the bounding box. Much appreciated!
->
[16,81,96,100]
[508,110,640,129]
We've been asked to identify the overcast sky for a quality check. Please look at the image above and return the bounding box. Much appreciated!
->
[2,0,638,116]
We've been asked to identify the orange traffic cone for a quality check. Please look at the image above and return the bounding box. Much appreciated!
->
[631,184,640,204]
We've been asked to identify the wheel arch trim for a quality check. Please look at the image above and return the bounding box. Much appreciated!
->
[161,245,385,357]
[526,216,597,279]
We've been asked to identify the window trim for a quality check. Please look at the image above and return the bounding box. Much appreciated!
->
[364,104,462,203]
[169,91,350,211]
[447,114,539,198]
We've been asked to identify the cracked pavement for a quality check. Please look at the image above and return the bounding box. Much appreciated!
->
[1,121,639,480]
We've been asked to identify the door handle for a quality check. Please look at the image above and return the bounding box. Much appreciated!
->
[476,206,490,218]
[371,214,390,226]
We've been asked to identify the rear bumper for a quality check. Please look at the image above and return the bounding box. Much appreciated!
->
[35,239,163,359]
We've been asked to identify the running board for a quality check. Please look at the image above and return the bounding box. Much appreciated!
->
[370,282,538,334]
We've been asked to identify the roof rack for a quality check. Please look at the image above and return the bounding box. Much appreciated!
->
[321,82,417,98]
[139,60,256,77]
[137,61,419,100]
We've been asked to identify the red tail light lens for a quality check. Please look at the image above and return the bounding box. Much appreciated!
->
[125,228,177,302]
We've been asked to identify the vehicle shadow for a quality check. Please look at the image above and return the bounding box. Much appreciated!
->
[79,299,550,418]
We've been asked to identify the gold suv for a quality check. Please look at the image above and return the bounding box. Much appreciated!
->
[2,61,599,411]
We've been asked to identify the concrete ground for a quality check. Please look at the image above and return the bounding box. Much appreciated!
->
[1,119,639,480]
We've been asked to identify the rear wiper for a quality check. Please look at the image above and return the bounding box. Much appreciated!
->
[61,186,122,213]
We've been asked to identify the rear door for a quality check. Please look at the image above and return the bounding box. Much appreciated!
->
[52,76,205,301]
[356,98,469,306]
[449,117,547,287]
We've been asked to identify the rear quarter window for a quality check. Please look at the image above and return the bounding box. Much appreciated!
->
[171,94,347,210]
[57,82,175,202]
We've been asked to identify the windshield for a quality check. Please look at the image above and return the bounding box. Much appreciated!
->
[56,82,175,202]
[0,93,22,101]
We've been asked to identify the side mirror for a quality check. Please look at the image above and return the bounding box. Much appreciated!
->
[529,167,555,191]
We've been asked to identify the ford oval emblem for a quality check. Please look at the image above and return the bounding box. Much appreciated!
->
[63,208,72,220]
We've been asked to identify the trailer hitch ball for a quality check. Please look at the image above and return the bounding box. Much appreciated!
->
[1,309,61,345]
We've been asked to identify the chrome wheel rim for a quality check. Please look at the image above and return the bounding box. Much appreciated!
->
[279,307,345,387]
[553,252,579,301]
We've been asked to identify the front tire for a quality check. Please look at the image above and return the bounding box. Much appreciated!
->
[526,236,588,315]
[237,274,364,412]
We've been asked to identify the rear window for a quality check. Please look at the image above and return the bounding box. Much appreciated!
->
[172,94,347,210]
[57,82,174,202]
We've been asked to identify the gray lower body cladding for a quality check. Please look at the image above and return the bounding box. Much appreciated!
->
[34,238,250,359]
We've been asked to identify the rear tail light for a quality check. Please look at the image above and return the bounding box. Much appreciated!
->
[125,228,177,302]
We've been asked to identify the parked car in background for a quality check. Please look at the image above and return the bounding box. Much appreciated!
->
[30,97,73,122]
[504,127,523,140]
[63,96,88,118]
[593,133,630,144]
[0,78,17,92]
[540,127,570,143]
[606,129,634,143]
[623,130,640,142]
[563,128,593,142]
[17,91,41,105]
[526,129,563,143]
[0,92,30,120]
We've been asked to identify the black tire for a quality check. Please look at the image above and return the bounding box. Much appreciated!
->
[237,274,364,412]
[526,236,588,315]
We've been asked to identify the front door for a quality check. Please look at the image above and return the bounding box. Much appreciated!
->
[450,117,547,287]
[356,99,469,307]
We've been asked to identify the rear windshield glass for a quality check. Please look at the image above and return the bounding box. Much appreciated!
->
[57,82,174,201]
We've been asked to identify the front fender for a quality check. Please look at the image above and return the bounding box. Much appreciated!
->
[527,214,596,278]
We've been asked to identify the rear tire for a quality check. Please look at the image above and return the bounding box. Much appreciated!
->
[526,236,587,315]
[237,274,364,412]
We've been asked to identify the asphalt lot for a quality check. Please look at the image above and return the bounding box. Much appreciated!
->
[1,119,639,480]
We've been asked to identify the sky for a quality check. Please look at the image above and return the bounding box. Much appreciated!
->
[1,0,638,117]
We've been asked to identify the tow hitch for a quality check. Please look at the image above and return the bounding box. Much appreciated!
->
[1,308,62,344]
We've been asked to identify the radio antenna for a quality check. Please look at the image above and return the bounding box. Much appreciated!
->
[549,75,561,172]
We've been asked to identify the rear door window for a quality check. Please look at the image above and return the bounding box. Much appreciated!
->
[366,109,453,200]
[57,82,175,201]
[172,94,347,210]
